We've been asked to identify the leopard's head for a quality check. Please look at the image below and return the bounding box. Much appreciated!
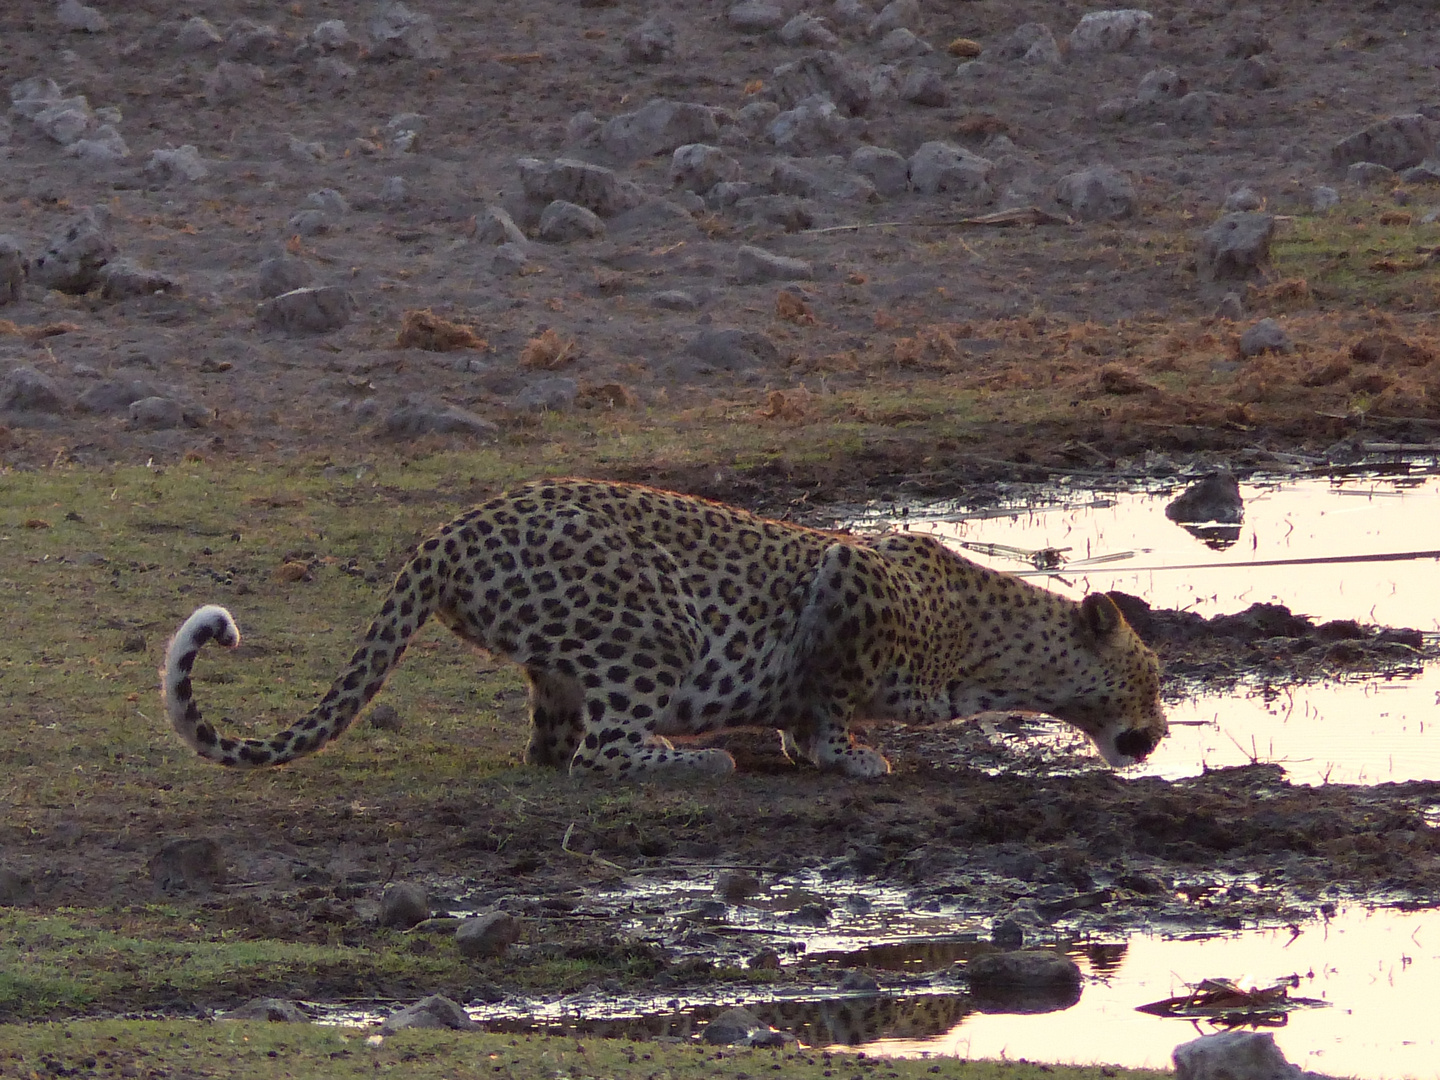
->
[1048,593,1168,767]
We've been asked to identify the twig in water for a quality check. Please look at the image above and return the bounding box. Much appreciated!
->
[561,822,629,875]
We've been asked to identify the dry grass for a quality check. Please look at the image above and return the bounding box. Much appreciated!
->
[519,327,578,369]
[396,308,487,352]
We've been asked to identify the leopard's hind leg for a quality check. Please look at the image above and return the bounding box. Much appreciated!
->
[522,667,584,768]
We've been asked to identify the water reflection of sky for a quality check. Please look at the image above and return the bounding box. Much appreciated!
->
[853,475,1440,786]
[863,907,1439,1080]
[865,475,1440,629]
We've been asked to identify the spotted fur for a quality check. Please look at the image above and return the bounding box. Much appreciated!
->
[162,480,1166,779]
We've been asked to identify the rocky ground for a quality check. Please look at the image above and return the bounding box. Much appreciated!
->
[3,0,1440,1031]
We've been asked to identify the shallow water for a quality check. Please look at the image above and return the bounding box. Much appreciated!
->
[332,906,1439,1079]
[852,472,1440,786]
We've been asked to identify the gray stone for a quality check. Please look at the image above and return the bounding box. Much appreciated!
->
[491,242,532,275]
[455,911,521,958]
[867,0,919,38]
[735,195,815,231]
[1400,160,1440,184]
[256,286,354,334]
[1069,9,1154,53]
[538,200,606,242]
[476,206,528,246]
[1227,55,1280,91]
[380,995,478,1034]
[0,867,36,907]
[287,209,332,237]
[876,27,931,59]
[1214,292,1244,319]
[128,396,200,430]
[707,180,760,208]
[770,52,872,117]
[219,998,310,1023]
[66,125,130,164]
[224,20,281,60]
[1,366,68,414]
[1173,1030,1305,1080]
[831,0,872,27]
[1055,165,1135,220]
[850,145,908,196]
[177,16,222,49]
[703,1006,765,1045]
[377,398,498,438]
[838,970,881,992]
[77,377,160,415]
[518,157,635,217]
[379,176,408,206]
[624,16,676,63]
[31,97,94,145]
[98,260,178,301]
[598,99,720,162]
[145,145,208,183]
[9,77,63,120]
[780,14,840,48]
[966,950,1082,990]
[768,98,860,154]
[150,837,225,894]
[1166,472,1244,524]
[652,289,701,311]
[984,23,1060,65]
[671,144,741,194]
[1197,212,1274,283]
[57,0,109,33]
[771,159,821,197]
[204,61,264,106]
[306,188,350,216]
[308,20,352,50]
[1136,68,1186,104]
[0,235,25,303]
[380,882,430,929]
[908,141,993,198]
[1332,114,1438,172]
[1170,91,1226,128]
[367,2,448,61]
[736,245,813,283]
[256,254,313,299]
[728,0,787,34]
[899,68,947,107]
[1239,318,1293,357]
[287,135,327,162]
[508,377,579,413]
[1223,187,1263,212]
[1346,161,1396,186]
[316,57,355,85]
[687,328,781,371]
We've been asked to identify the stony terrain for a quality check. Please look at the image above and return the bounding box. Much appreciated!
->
[3,0,1440,1043]
[1,0,1438,474]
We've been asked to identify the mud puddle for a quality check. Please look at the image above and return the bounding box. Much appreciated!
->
[850,471,1440,787]
[325,905,1437,1080]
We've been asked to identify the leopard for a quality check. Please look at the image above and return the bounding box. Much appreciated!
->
[163,479,1166,780]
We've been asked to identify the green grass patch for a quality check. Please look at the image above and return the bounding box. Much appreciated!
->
[0,1019,1171,1080]
[1272,197,1440,310]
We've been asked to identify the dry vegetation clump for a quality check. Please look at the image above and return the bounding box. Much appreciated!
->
[775,290,816,325]
[580,382,637,408]
[396,309,487,351]
[756,387,813,422]
[519,328,578,369]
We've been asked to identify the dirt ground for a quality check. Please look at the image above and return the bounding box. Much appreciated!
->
[3,0,1440,1020]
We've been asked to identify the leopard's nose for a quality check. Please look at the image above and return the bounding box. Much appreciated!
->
[1114,728,1157,761]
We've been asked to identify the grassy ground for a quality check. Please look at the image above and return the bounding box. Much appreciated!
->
[0,1020,1170,1080]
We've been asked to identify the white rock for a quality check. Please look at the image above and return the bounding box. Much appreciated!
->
[1055,165,1136,220]
[146,145,209,182]
[850,145,908,196]
[728,0,787,33]
[204,62,264,105]
[367,2,449,61]
[379,995,478,1034]
[518,157,635,216]
[876,27,932,59]
[899,68,947,106]
[768,97,858,154]
[56,0,108,33]
[537,200,606,242]
[598,99,720,162]
[309,20,352,50]
[736,245,814,283]
[256,287,355,334]
[33,97,94,145]
[65,124,128,162]
[1136,67,1186,103]
[177,16,223,49]
[907,141,993,198]
[623,16,677,62]
[671,144,741,193]
[867,0,920,38]
[1069,9,1154,53]
[779,14,840,48]
[1173,1030,1305,1080]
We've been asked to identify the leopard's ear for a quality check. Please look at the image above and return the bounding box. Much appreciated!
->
[1080,592,1124,641]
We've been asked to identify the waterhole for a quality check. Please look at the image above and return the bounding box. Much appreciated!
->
[850,471,1440,786]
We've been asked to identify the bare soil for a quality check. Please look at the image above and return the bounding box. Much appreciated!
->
[3,0,1440,1020]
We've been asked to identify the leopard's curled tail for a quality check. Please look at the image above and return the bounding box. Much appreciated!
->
[163,573,435,767]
